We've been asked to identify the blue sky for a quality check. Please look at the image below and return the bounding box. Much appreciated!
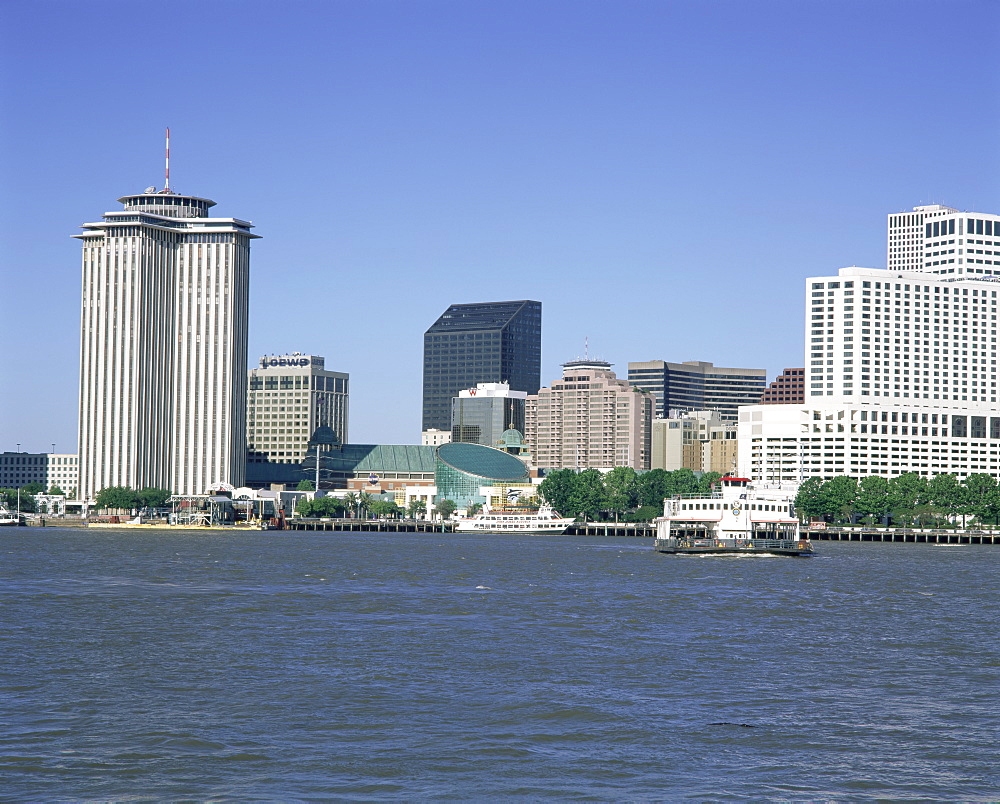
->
[2,0,998,451]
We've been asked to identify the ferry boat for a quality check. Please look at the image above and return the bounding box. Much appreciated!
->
[454,503,575,535]
[654,476,813,557]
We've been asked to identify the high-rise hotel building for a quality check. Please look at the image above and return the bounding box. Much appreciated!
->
[247,353,349,464]
[75,188,258,499]
[525,359,653,471]
[738,265,999,483]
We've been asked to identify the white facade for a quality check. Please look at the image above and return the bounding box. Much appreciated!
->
[739,265,999,482]
[76,189,258,499]
[247,353,349,464]
[887,204,1000,274]
[421,429,453,446]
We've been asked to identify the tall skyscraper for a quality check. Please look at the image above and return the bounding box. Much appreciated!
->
[887,204,1000,274]
[75,182,258,499]
[247,353,349,464]
[422,300,541,431]
[627,360,766,422]
[525,359,653,471]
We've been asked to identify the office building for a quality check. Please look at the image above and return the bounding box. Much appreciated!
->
[422,300,541,431]
[627,360,766,421]
[247,353,349,464]
[887,204,1000,274]
[760,368,805,404]
[738,265,1000,482]
[0,452,78,494]
[451,382,526,446]
[75,183,258,499]
[525,359,653,471]
[651,411,737,474]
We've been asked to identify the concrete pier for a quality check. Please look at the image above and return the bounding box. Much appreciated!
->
[803,527,1000,545]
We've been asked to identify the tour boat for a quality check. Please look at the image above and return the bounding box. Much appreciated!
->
[654,476,813,557]
[454,503,575,534]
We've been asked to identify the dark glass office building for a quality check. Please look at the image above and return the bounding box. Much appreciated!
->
[627,360,766,422]
[423,300,541,431]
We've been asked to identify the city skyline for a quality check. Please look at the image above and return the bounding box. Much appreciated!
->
[2,0,998,451]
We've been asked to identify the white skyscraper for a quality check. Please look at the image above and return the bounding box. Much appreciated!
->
[75,182,259,499]
[739,266,999,483]
[887,204,1000,274]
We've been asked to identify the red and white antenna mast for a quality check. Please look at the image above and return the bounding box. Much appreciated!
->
[164,127,171,191]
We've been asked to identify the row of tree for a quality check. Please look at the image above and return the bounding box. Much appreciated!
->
[295,493,460,520]
[1,483,68,513]
[538,468,724,522]
[91,486,173,512]
[794,473,1000,527]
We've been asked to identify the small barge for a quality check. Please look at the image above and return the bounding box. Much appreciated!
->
[654,476,813,557]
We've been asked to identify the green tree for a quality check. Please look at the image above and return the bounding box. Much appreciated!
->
[467,502,483,516]
[358,492,373,518]
[343,492,359,517]
[794,477,829,522]
[575,469,608,521]
[296,479,315,491]
[406,499,427,519]
[538,469,580,518]
[1,488,36,513]
[627,505,663,523]
[434,499,457,520]
[21,482,46,494]
[822,476,859,524]
[94,486,140,512]
[637,469,670,508]
[137,487,172,509]
[889,473,928,526]
[296,496,347,518]
[48,485,65,496]
[973,487,1000,528]
[927,473,962,527]
[856,475,891,525]
[368,499,400,519]
[668,468,700,496]
[605,466,639,521]
[963,474,998,528]
[696,471,724,494]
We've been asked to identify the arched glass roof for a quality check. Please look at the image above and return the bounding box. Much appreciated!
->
[436,442,528,481]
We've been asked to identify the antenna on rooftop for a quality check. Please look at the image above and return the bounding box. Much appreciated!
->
[164,128,171,191]
[585,336,589,360]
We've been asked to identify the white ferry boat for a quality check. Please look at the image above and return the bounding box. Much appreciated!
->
[654,476,813,557]
[454,503,575,535]
[0,505,24,526]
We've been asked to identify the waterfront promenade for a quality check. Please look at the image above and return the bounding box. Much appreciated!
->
[24,517,1000,544]
[283,518,1000,544]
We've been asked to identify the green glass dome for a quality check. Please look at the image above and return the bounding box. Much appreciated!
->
[436,442,528,482]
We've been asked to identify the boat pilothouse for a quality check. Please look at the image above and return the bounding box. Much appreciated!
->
[654,477,813,557]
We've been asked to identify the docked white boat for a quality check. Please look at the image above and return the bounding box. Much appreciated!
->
[654,476,813,557]
[454,503,575,534]
[0,505,24,526]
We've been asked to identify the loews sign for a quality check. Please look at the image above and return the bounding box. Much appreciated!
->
[259,356,310,368]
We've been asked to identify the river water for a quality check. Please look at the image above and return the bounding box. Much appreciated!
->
[2,528,998,801]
